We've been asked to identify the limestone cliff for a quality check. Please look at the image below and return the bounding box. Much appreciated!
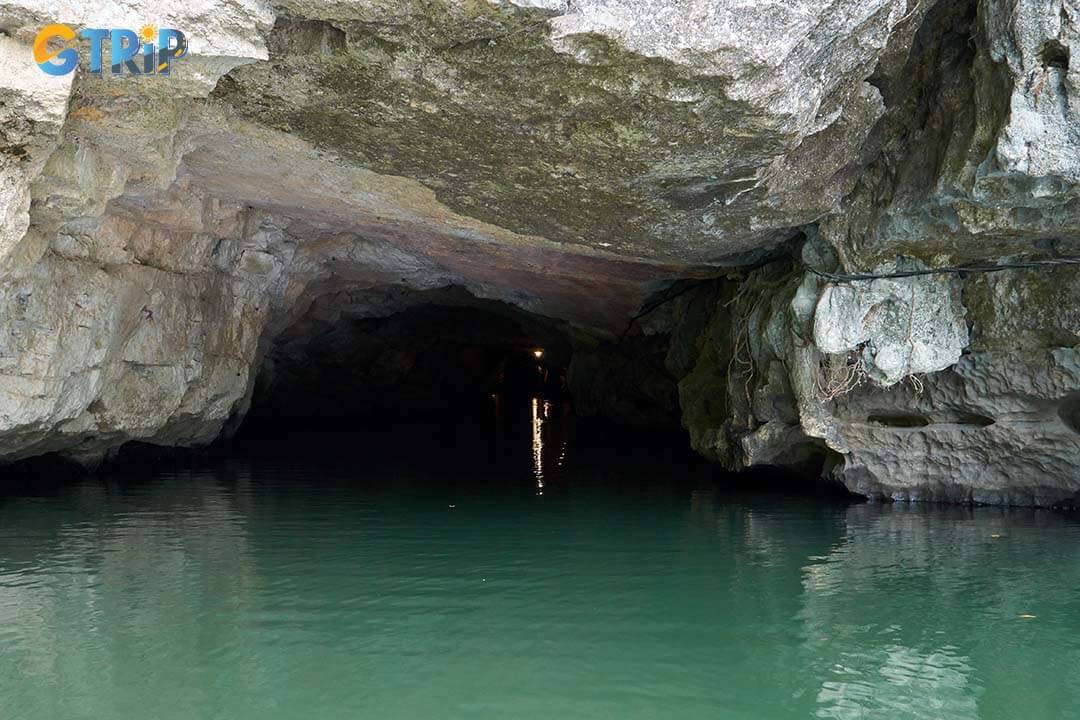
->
[0,0,1077,504]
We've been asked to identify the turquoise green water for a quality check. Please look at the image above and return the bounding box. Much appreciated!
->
[2,408,1079,719]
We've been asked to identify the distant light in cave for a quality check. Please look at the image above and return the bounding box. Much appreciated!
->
[532,349,545,359]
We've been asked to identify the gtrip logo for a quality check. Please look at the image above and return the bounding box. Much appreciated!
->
[33,23,187,76]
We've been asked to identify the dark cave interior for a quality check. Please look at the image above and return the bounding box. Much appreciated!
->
[240,294,578,436]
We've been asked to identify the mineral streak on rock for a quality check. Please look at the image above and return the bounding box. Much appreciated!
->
[0,0,1077,504]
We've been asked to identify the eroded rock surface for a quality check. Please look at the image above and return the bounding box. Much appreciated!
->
[0,0,1077,504]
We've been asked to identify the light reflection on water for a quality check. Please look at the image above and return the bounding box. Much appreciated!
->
[530,397,565,496]
[1,408,1079,719]
[532,397,546,494]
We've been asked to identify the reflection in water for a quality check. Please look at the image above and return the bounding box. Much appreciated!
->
[1,423,1079,719]
[531,397,546,494]
[0,476,258,718]
[798,504,1080,720]
[529,397,568,496]
[813,643,979,720]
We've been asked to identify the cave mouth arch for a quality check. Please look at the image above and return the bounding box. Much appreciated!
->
[238,288,577,439]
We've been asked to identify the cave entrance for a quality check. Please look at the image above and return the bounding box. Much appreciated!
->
[228,286,715,495]
[232,290,596,490]
[239,291,574,439]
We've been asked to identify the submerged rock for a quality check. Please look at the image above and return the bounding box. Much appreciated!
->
[0,0,1077,504]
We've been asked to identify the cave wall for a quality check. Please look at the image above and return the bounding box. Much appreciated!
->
[661,0,1080,504]
[573,243,1078,504]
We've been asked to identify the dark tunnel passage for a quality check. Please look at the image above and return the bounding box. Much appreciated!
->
[238,290,578,438]
[228,287,718,492]
[232,290,681,493]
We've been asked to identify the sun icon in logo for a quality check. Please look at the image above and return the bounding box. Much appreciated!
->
[139,24,158,44]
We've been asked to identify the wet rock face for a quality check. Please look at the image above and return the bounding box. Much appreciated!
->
[0,0,1078,503]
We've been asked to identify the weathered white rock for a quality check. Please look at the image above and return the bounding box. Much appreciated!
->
[986,0,1080,181]
[812,265,969,387]
[0,35,73,268]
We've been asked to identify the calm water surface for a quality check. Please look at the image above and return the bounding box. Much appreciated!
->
[2,401,1079,719]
